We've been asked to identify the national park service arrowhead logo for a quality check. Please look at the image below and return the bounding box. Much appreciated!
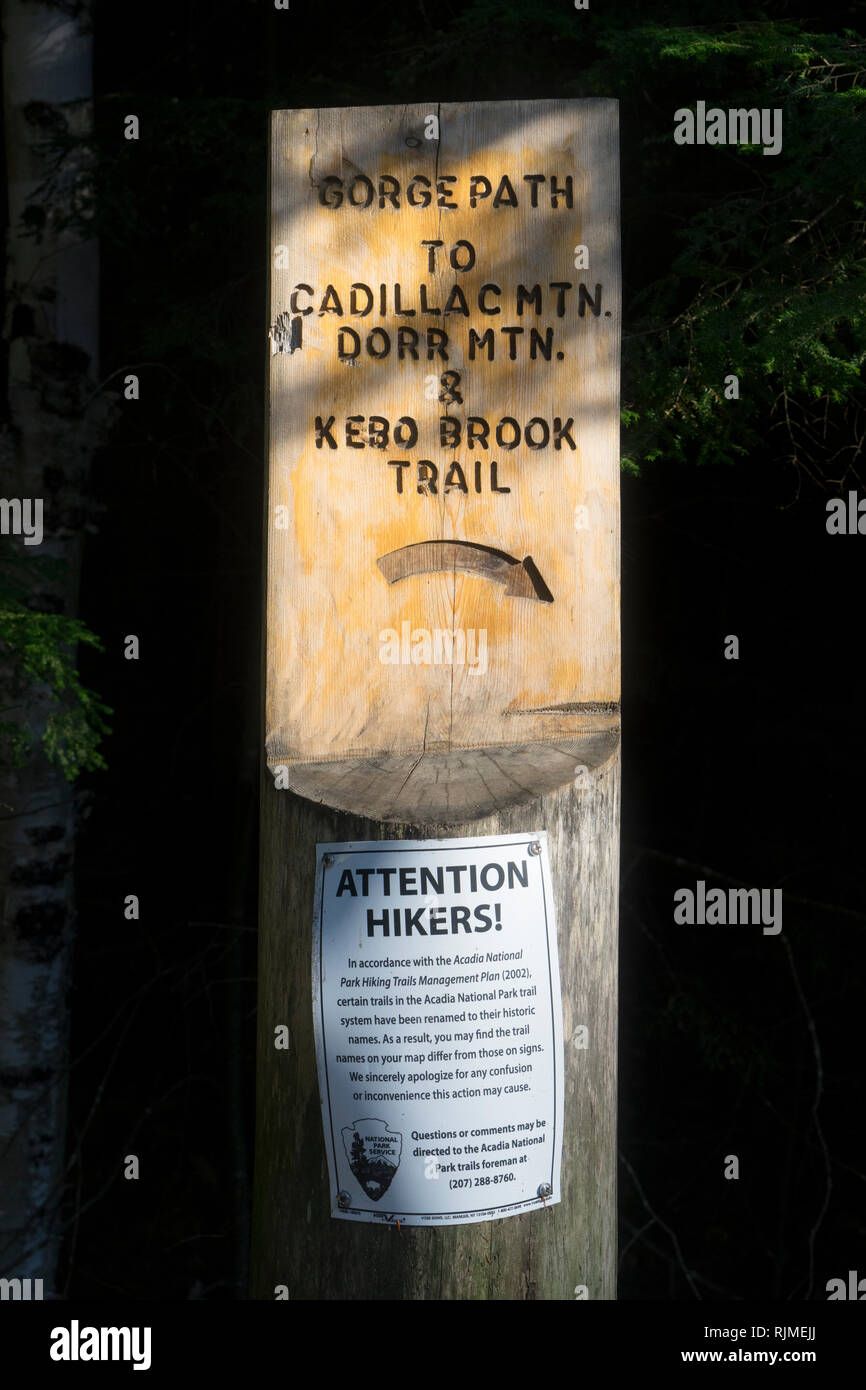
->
[342,1118,402,1201]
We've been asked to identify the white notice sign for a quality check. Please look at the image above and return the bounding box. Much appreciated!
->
[312,832,564,1225]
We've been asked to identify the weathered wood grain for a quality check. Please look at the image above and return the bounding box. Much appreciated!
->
[266,100,620,821]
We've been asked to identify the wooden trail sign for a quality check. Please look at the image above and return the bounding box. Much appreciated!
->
[254,100,622,1299]
[266,100,621,820]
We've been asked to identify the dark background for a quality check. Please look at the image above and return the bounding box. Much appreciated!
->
[63,0,865,1298]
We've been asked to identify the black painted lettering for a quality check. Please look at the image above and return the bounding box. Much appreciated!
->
[516,284,542,316]
[417,461,438,495]
[478,284,501,315]
[550,175,573,208]
[496,418,521,450]
[522,174,546,207]
[368,417,389,448]
[319,284,343,315]
[426,329,449,361]
[337,327,360,360]
[440,416,461,449]
[578,283,603,317]
[530,327,553,360]
[421,239,444,273]
[467,417,489,451]
[419,285,442,315]
[378,174,400,209]
[345,415,365,448]
[549,282,572,317]
[443,284,470,316]
[407,175,432,208]
[394,416,419,449]
[439,370,462,405]
[492,175,518,208]
[444,461,469,494]
[468,327,494,360]
[525,418,550,449]
[315,416,337,449]
[491,461,510,493]
[450,240,476,271]
[469,174,492,208]
[553,417,576,450]
[394,283,415,317]
[500,326,524,359]
[349,175,374,208]
[388,460,409,494]
[397,327,419,360]
[349,283,373,316]
[318,176,343,208]
[436,176,458,209]
[290,285,313,315]
[367,328,391,359]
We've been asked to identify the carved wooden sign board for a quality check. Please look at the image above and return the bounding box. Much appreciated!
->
[266,100,621,822]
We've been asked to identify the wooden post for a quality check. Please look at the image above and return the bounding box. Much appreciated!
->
[251,100,620,1300]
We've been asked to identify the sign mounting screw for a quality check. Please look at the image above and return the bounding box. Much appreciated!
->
[537,1183,552,1200]
[323,854,334,867]
[529,842,541,856]
[337,1191,351,1210]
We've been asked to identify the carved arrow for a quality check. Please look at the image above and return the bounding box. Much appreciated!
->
[376,540,553,602]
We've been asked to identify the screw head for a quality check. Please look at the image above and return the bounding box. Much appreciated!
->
[323,854,335,867]
[537,1182,552,1199]
[529,841,542,856]
[337,1190,351,1210]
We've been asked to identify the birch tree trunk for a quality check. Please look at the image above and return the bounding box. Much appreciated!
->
[0,0,109,1291]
